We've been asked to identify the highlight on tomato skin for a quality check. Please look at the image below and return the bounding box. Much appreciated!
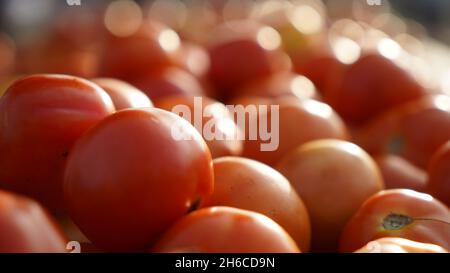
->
[0,190,68,253]
[0,74,115,212]
[151,206,301,253]
[202,156,311,252]
[339,189,450,253]
[63,107,214,252]
[355,237,448,253]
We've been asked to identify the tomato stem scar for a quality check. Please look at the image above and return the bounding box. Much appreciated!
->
[382,213,450,230]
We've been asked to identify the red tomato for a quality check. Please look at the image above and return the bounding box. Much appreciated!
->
[0,190,67,253]
[242,99,348,166]
[91,78,153,110]
[355,95,450,168]
[374,154,427,192]
[427,140,450,207]
[208,20,290,96]
[277,139,384,252]
[64,108,214,251]
[0,74,115,211]
[152,207,300,253]
[355,237,448,253]
[154,95,242,158]
[324,53,426,125]
[202,156,311,251]
[236,72,319,100]
[98,23,181,81]
[339,189,450,252]
[130,67,205,101]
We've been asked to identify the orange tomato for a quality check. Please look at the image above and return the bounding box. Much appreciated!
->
[374,154,427,192]
[152,207,300,253]
[355,95,450,168]
[208,20,290,96]
[154,95,242,158]
[130,67,205,101]
[98,23,181,81]
[324,53,426,125]
[0,190,67,253]
[355,237,448,253]
[91,78,153,110]
[277,139,384,252]
[242,99,348,166]
[64,108,214,251]
[340,189,450,252]
[202,156,311,251]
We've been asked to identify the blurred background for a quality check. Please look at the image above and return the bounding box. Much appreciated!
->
[0,0,449,96]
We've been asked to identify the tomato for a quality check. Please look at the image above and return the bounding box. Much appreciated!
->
[208,20,290,96]
[0,74,114,211]
[202,156,311,251]
[0,190,67,253]
[355,95,450,168]
[427,140,450,207]
[374,154,427,192]
[130,67,205,101]
[339,189,450,252]
[324,53,426,125]
[64,108,214,251]
[91,78,153,110]
[242,99,348,166]
[98,23,181,81]
[152,207,300,253]
[276,139,384,252]
[154,95,242,158]
[236,72,318,100]
[355,237,448,253]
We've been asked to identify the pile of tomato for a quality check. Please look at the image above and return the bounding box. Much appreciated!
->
[0,0,449,253]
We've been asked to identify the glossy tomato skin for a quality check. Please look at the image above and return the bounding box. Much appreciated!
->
[152,207,300,253]
[355,237,448,253]
[91,78,153,110]
[208,20,290,96]
[355,95,450,168]
[242,99,348,166]
[0,74,115,211]
[277,139,384,252]
[154,95,242,158]
[64,108,214,251]
[339,189,450,252]
[202,157,311,251]
[374,154,427,192]
[427,140,450,206]
[324,53,426,125]
[98,23,181,81]
[131,67,205,101]
[0,190,67,253]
